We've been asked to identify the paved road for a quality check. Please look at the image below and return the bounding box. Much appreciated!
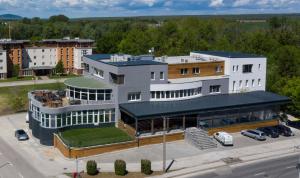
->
[0,137,45,178]
[0,78,67,87]
[186,154,300,178]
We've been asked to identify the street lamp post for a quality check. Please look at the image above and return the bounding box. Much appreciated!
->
[163,116,166,172]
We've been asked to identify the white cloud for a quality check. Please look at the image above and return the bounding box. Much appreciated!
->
[209,0,224,7]
[233,0,252,7]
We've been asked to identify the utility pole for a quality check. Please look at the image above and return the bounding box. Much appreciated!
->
[163,116,166,172]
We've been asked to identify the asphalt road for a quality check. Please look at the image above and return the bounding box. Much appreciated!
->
[186,154,300,178]
[0,137,45,178]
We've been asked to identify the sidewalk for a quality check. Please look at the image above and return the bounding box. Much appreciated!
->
[0,78,67,87]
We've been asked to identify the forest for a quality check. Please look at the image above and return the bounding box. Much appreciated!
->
[0,14,299,116]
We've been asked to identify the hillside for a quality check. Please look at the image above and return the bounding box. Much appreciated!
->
[0,14,22,20]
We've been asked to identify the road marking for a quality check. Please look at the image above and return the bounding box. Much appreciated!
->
[254,172,266,176]
[18,173,24,178]
[286,166,296,169]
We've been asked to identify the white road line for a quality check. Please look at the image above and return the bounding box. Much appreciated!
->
[286,166,296,169]
[18,173,24,178]
[254,172,266,176]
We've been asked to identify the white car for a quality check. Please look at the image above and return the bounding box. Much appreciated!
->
[213,131,233,146]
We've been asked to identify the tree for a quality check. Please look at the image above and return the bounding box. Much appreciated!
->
[49,15,69,23]
[55,60,64,75]
[11,96,25,112]
[12,64,20,78]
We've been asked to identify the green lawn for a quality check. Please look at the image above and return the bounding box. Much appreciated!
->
[0,83,65,116]
[0,76,35,83]
[60,127,133,147]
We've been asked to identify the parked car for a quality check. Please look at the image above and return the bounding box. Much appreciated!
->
[273,125,294,137]
[287,120,300,129]
[213,132,233,146]
[241,129,266,141]
[257,127,279,138]
[15,129,29,141]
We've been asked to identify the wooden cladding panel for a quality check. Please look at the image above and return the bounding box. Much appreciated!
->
[208,120,279,135]
[168,61,224,79]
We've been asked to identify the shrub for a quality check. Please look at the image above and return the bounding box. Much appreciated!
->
[141,159,152,175]
[114,160,126,176]
[86,160,98,175]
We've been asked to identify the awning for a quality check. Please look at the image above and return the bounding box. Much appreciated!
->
[120,91,290,119]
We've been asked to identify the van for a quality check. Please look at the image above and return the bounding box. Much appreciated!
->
[241,129,266,141]
[213,132,233,146]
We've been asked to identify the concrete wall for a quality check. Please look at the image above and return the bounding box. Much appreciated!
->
[23,47,57,68]
[73,47,92,70]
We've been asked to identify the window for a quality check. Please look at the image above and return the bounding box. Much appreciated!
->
[42,62,45,65]
[110,73,124,85]
[94,68,104,78]
[259,64,261,70]
[210,85,221,93]
[233,81,236,91]
[233,65,235,72]
[180,68,188,75]
[34,56,36,59]
[151,72,155,80]
[245,80,249,87]
[236,65,239,72]
[193,67,200,74]
[243,64,253,73]
[34,62,36,66]
[42,49,44,52]
[215,65,222,73]
[160,72,164,80]
[239,80,242,88]
[258,79,261,86]
[252,79,255,87]
[128,92,141,101]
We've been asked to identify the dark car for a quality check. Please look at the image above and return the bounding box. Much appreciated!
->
[15,129,29,141]
[287,121,300,129]
[257,127,279,138]
[273,125,294,137]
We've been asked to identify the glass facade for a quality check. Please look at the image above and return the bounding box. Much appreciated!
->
[151,87,202,100]
[30,103,115,129]
[66,86,112,101]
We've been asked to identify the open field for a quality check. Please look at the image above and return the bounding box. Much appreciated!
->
[0,83,65,116]
[60,127,133,147]
[0,76,35,83]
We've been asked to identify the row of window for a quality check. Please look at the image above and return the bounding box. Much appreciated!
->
[233,64,262,73]
[232,79,262,91]
[150,87,202,100]
[151,72,164,80]
[40,109,115,128]
[180,65,222,75]
[67,86,112,101]
[30,103,115,128]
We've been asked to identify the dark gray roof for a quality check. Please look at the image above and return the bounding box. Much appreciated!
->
[105,60,166,67]
[192,51,264,58]
[40,39,94,43]
[84,54,112,61]
[120,91,290,119]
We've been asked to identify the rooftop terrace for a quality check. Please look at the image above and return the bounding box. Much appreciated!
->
[192,51,264,58]
[64,77,110,89]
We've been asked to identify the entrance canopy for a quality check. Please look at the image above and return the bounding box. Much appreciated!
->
[120,91,290,119]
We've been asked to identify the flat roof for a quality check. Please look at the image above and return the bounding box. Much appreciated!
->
[40,39,94,43]
[84,54,112,61]
[0,40,30,45]
[64,77,111,89]
[105,60,166,67]
[120,91,290,119]
[192,51,264,58]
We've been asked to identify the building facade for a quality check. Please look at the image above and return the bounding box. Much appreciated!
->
[0,38,93,77]
[28,51,289,146]
[0,49,7,79]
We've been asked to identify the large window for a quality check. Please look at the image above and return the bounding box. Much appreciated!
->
[128,92,141,101]
[151,87,202,100]
[67,86,112,101]
[243,64,253,73]
[151,72,155,80]
[209,85,221,93]
[180,68,188,75]
[215,65,222,73]
[110,73,124,85]
[160,72,164,80]
[193,67,200,74]
[94,68,104,78]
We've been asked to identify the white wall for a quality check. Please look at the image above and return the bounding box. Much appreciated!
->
[223,57,267,93]
[73,47,92,69]
[24,48,57,68]
[0,50,7,78]
[190,52,267,93]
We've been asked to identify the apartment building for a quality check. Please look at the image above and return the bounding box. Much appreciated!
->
[0,38,93,77]
[0,49,7,79]
[27,51,289,145]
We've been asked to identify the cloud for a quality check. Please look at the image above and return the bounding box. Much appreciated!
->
[209,0,224,7]
[0,0,299,18]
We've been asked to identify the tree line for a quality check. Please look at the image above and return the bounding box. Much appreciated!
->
[0,15,299,116]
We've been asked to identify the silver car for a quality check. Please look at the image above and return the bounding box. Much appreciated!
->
[241,129,266,141]
[15,129,29,141]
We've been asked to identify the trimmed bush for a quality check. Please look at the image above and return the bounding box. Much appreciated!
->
[114,160,126,176]
[141,159,152,175]
[86,160,98,175]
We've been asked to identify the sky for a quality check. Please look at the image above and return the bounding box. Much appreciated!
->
[0,0,300,18]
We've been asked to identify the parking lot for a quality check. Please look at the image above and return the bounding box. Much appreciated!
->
[1,112,300,176]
